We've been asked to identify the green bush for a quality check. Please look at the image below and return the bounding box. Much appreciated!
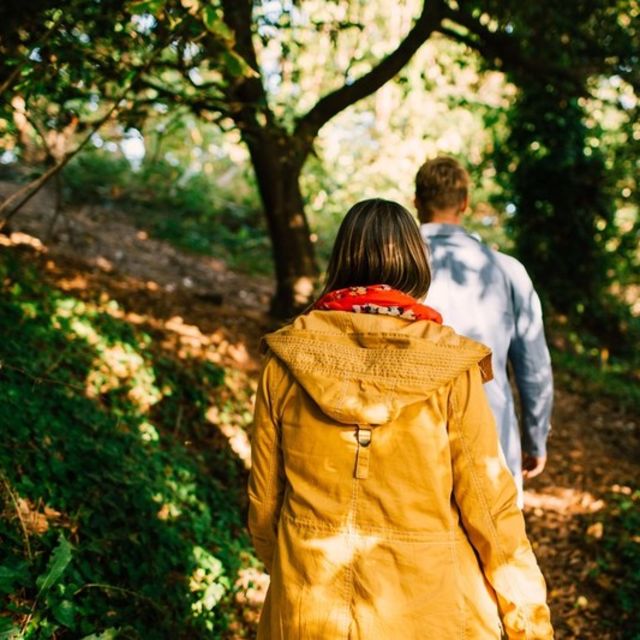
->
[587,490,640,639]
[61,151,272,275]
[61,151,131,204]
[0,251,256,639]
[550,318,640,414]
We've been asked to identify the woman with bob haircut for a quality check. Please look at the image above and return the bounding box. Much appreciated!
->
[249,198,553,639]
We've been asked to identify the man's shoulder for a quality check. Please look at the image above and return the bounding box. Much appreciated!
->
[420,223,492,252]
[492,250,534,291]
[422,223,519,268]
[420,223,538,286]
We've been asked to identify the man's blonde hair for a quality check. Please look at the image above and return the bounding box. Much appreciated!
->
[415,156,470,221]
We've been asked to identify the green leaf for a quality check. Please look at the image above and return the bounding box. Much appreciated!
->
[79,629,119,640]
[51,599,76,627]
[129,0,165,16]
[0,617,21,640]
[36,536,73,595]
[223,51,248,78]
[202,7,234,44]
[202,5,219,30]
[0,561,30,595]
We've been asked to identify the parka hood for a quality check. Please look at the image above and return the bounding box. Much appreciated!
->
[264,310,492,426]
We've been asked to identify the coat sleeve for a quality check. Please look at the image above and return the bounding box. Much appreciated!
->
[504,257,554,458]
[248,356,287,573]
[450,365,554,639]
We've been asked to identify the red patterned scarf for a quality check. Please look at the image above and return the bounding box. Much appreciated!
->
[314,284,442,323]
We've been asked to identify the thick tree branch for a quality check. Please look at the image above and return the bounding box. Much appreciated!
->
[294,0,445,144]
[216,0,280,137]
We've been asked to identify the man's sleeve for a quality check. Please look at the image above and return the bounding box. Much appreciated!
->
[503,256,554,457]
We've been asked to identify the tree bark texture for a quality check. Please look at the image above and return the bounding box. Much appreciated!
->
[245,132,319,318]
[219,0,445,317]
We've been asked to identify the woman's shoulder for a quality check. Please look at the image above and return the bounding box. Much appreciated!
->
[416,321,494,384]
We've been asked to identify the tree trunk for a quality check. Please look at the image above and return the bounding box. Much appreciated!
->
[245,133,319,318]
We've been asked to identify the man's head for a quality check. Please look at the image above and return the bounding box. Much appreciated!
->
[414,156,470,224]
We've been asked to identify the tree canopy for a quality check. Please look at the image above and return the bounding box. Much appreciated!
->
[1,0,638,317]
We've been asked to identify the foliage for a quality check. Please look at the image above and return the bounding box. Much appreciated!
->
[586,489,640,638]
[0,249,256,639]
[495,82,618,312]
[547,296,640,412]
[61,146,271,274]
[2,0,639,314]
[551,348,640,415]
[300,32,515,264]
[55,31,513,275]
[483,0,639,347]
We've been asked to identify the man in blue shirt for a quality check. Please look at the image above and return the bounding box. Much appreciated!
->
[415,156,553,505]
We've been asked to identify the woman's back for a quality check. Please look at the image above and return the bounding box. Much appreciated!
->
[250,310,552,639]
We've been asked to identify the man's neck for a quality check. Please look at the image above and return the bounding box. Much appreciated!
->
[426,209,463,225]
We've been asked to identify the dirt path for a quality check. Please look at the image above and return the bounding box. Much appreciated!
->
[524,391,639,639]
[3,191,639,639]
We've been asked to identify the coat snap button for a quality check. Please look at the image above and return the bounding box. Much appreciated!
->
[357,428,372,447]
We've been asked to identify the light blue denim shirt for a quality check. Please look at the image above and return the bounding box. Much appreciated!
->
[421,223,553,490]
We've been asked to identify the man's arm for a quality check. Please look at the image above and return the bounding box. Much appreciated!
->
[500,255,554,476]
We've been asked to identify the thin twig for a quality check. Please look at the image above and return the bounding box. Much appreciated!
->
[0,360,86,392]
[0,37,168,227]
[174,403,184,435]
[74,583,165,613]
[0,471,32,561]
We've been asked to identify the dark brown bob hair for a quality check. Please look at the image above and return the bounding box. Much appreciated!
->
[321,198,431,300]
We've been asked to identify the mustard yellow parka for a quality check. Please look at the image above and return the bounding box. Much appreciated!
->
[249,310,553,639]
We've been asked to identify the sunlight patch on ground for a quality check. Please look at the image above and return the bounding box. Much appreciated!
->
[206,405,252,469]
[0,231,46,251]
[56,273,89,291]
[162,315,251,367]
[4,493,74,537]
[523,487,605,515]
[233,567,270,629]
[85,343,161,410]
[93,256,114,272]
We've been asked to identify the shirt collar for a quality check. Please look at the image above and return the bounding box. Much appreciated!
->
[419,222,472,238]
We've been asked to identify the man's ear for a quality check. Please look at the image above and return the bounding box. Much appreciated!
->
[459,196,469,214]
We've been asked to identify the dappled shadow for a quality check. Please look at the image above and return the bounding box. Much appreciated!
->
[523,387,639,639]
[3,218,638,638]
[426,229,553,482]
[0,245,256,639]
[426,233,538,338]
[47,250,270,374]
[0,230,271,374]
